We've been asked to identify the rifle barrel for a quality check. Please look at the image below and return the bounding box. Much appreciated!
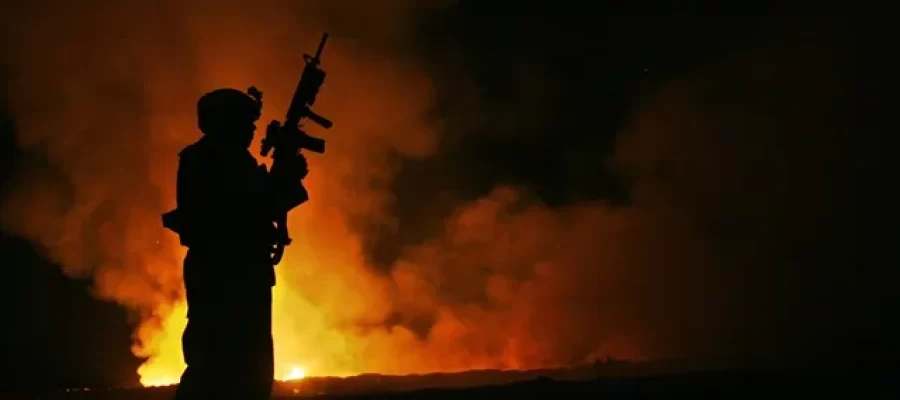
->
[314,33,329,60]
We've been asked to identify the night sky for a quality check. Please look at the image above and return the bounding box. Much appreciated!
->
[1,5,896,390]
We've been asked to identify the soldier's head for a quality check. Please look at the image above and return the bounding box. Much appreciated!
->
[196,88,261,149]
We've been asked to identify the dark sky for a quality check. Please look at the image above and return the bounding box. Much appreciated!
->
[1,6,897,389]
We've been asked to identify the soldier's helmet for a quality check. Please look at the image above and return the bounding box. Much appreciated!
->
[196,88,262,135]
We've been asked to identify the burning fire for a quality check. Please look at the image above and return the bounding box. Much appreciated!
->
[1,2,868,385]
[283,365,307,381]
[1,3,648,390]
[135,267,355,386]
[135,291,325,386]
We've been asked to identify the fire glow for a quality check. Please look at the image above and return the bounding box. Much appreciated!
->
[134,266,355,386]
[283,366,307,381]
[1,3,648,390]
[134,292,317,386]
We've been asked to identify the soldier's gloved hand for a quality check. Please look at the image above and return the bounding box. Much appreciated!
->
[270,152,309,184]
[287,153,309,180]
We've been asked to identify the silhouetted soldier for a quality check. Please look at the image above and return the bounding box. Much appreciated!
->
[169,88,309,400]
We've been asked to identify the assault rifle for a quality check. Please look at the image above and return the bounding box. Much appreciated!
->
[256,32,333,265]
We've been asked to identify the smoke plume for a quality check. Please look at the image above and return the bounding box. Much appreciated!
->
[0,0,448,382]
[1,2,895,386]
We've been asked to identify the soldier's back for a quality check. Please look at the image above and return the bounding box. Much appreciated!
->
[177,136,277,295]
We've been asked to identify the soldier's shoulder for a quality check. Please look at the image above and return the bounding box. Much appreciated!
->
[178,139,213,161]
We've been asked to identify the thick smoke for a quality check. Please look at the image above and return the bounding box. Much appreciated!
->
[0,0,447,381]
[366,14,896,370]
[1,2,894,386]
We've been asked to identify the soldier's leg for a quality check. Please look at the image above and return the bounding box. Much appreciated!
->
[175,250,222,399]
[185,298,253,399]
[248,287,275,399]
[173,314,212,400]
[203,300,255,399]
[218,287,274,400]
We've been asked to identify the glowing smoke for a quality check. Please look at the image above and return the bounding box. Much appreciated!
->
[1,3,893,386]
[0,0,447,382]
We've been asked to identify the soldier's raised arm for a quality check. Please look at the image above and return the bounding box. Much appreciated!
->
[264,137,311,215]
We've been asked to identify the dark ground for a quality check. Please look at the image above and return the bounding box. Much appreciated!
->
[4,364,898,399]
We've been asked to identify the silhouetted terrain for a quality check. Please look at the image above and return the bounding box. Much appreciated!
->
[5,363,898,399]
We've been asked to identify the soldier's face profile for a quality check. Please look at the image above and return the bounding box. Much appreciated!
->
[234,120,256,149]
[211,119,255,149]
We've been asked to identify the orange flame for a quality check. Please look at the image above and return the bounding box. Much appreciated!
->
[283,365,307,381]
[1,4,647,389]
